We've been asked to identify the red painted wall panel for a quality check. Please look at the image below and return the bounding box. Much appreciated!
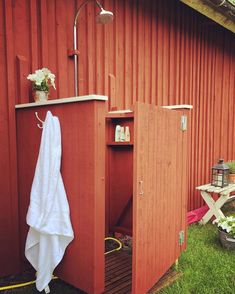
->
[0,0,20,276]
[0,0,234,276]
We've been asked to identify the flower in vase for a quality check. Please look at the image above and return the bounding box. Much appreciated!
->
[27,68,56,92]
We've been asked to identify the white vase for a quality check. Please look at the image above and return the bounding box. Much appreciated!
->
[33,90,49,102]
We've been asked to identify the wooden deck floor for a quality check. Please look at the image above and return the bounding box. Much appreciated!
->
[104,251,181,294]
[105,251,132,294]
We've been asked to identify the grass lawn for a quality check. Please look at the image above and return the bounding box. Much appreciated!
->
[160,203,235,294]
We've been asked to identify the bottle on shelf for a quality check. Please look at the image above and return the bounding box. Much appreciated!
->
[115,125,121,142]
[120,127,125,141]
[125,126,130,142]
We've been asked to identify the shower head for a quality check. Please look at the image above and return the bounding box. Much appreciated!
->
[96,8,114,24]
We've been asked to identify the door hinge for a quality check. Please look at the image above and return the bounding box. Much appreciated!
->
[180,115,187,131]
[179,230,184,245]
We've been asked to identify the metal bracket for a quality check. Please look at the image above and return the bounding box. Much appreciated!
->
[179,230,184,245]
[180,115,187,131]
[67,48,80,57]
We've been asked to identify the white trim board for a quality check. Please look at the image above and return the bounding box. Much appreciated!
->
[162,105,193,110]
[15,95,108,109]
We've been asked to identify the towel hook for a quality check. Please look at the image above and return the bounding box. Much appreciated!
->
[35,112,44,129]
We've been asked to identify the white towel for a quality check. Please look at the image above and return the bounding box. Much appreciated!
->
[25,111,74,292]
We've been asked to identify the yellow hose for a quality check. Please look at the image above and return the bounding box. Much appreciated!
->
[0,237,122,291]
[0,276,58,291]
[104,236,122,255]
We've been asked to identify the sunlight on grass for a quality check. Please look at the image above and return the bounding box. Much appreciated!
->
[159,203,235,294]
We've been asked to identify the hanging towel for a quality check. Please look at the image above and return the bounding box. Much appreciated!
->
[25,111,74,292]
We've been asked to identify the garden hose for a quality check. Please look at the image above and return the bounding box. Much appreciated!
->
[104,236,122,255]
[0,237,122,291]
[0,276,58,291]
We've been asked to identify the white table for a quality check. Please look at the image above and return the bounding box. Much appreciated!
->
[196,183,235,224]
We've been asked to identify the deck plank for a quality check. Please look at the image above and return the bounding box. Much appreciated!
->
[105,251,181,293]
[105,251,132,293]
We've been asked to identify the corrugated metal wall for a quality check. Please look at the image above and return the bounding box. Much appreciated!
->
[0,0,234,275]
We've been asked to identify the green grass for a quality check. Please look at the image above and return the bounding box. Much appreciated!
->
[160,203,235,294]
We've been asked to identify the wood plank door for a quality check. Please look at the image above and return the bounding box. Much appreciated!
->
[132,102,187,293]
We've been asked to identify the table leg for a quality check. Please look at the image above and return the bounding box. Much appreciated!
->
[200,191,229,224]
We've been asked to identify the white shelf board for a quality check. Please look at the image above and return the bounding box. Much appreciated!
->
[15,94,108,109]
[162,104,193,110]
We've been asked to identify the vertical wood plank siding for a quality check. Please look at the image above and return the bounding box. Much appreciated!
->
[0,0,20,276]
[0,0,234,274]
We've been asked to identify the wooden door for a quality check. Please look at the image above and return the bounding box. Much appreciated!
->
[132,102,187,293]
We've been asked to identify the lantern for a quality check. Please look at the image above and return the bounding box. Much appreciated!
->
[211,159,229,188]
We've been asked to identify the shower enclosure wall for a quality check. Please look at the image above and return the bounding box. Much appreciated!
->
[16,97,188,294]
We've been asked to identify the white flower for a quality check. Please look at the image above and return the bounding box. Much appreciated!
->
[220,223,230,232]
[27,68,56,91]
[50,80,56,90]
[214,216,235,238]
[48,73,56,89]
[42,68,51,75]
[27,73,36,81]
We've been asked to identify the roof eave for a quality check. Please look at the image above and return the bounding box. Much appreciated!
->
[180,0,235,33]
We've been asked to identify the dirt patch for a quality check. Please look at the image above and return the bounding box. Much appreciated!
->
[0,270,86,293]
[0,269,85,293]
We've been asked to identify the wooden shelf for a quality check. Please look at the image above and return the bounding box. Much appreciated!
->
[106,112,134,119]
[107,141,133,146]
[15,95,108,109]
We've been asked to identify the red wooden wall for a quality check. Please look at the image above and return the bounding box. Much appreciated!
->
[0,0,234,276]
[16,101,105,293]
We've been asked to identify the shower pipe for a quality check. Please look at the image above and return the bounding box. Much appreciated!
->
[70,0,114,97]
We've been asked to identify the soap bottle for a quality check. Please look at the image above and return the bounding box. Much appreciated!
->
[115,125,121,142]
[125,126,130,142]
[120,127,125,141]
